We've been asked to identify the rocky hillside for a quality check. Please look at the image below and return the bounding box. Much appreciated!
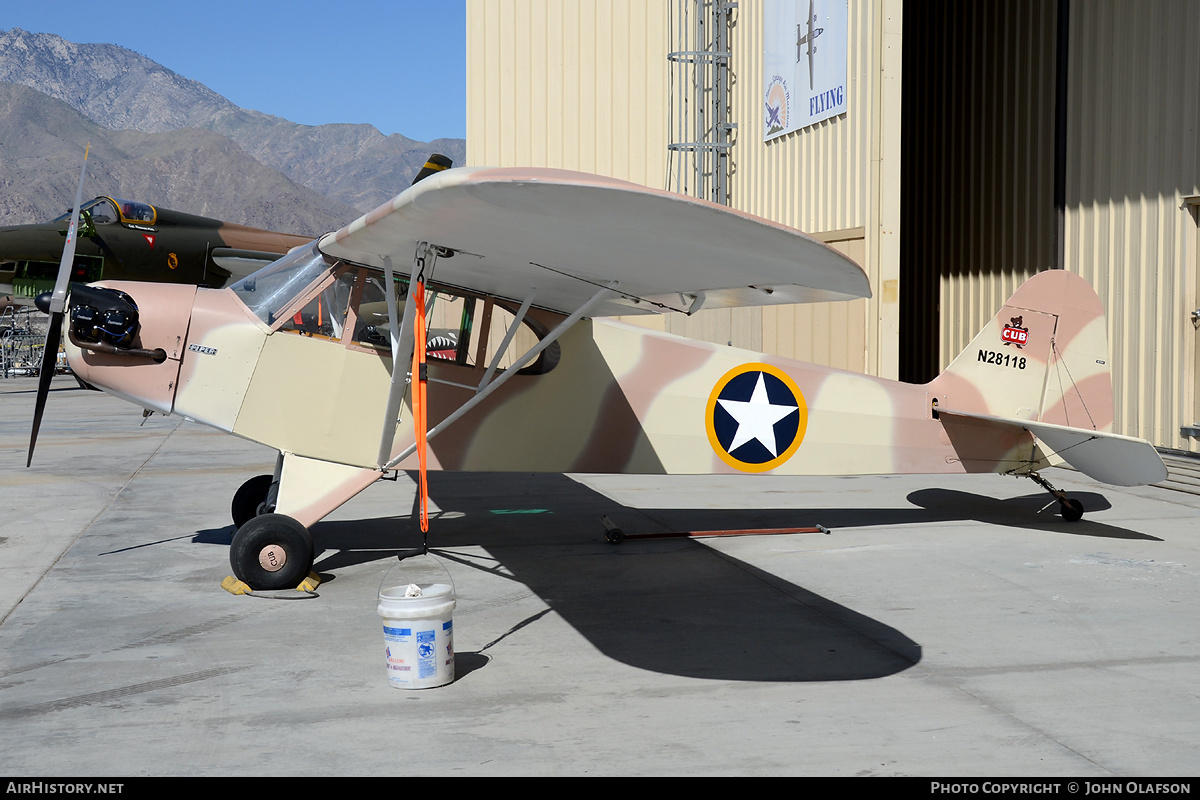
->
[0,83,357,236]
[0,28,466,229]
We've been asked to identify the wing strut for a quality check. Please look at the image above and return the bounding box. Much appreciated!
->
[382,282,617,472]
[376,245,437,468]
[478,287,537,391]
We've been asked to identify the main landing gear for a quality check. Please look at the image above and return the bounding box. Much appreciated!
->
[231,474,275,529]
[1026,471,1085,522]
[230,513,315,590]
[228,470,315,590]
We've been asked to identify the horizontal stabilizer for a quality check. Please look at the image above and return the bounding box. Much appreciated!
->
[210,248,286,280]
[939,409,1167,486]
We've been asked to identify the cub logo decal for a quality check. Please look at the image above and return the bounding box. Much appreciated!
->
[1001,315,1028,348]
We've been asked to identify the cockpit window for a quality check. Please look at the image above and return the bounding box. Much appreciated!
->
[349,276,475,365]
[53,197,118,225]
[233,256,559,375]
[112,199,157,225]
[229,243,332,327]
[352,271,409,349]
[86,198,117,224]
[425,291,474,363]
[277,268,355,340]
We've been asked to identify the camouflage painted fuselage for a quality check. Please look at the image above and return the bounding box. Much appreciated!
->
[0,200,311,301]
[69,268,1121,529]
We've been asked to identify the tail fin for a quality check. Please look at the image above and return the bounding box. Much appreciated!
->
[930,270,1165,486]
[411,154,453,186]
[930,269,1113,430]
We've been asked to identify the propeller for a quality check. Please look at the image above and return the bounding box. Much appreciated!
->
[27,145,89,467]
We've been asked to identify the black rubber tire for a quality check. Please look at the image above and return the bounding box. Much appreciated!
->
[1060,498,1084,522]
[604,527,625,544]
[231,474,274,529]
[229,513,314,590]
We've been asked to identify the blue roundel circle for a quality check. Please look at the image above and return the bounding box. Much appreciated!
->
[705,363,809,472]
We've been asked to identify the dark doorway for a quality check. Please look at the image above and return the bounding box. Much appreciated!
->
[899,1,1060,383]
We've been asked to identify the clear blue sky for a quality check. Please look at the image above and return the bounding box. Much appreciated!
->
[2,1,467,142]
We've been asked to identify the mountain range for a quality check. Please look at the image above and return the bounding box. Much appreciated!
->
[0,28,466,236]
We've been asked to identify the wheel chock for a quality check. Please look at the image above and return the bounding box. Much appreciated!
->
[221,576,253,595]
[296,572,321,592]
[221,573,321,596]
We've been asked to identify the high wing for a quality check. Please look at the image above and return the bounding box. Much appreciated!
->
[317,167,870,317]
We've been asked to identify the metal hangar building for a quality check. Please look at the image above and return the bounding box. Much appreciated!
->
[465,0,1200,452]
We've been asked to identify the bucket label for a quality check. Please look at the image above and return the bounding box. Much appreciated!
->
[385,645,410,676]
[383,625,411,640]
[417,630,437,679]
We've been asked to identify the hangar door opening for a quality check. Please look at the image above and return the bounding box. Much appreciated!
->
[900,0,1060,384]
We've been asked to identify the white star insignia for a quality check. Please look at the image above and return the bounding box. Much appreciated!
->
[717,373,798,456]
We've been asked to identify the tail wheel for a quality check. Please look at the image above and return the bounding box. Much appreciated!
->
[230,513,314,590]
[1060,498,1084,522]
[231,474,274,529]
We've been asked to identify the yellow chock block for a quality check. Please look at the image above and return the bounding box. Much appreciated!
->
[221,576,253,595]
[297,572,321,592]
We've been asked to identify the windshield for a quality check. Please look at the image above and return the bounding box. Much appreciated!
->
[52,197,118,225]
[229,242,329,326]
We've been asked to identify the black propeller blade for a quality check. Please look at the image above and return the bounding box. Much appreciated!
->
[28,145,89,468]
[26,314,63,467]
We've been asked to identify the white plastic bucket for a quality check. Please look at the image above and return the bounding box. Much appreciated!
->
[377,583,456,689]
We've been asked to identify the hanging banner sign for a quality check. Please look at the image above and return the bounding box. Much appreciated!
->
[763,0,848,141]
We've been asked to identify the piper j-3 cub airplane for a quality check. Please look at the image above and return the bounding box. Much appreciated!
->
[28,159,1168,590]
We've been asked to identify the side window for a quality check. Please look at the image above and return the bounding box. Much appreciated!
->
[348,277,475,364]
[351,272,408,350]
[472,302,539,370]
[340,269,558,375]
[424,290,474,364]
[278,268,355,340]
[466,299,558,375]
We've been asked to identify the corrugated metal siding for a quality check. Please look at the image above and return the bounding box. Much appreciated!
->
[465,0,899,377]
[466,0,669,186]
[728,1,896,377]
[1064,0,1200,449]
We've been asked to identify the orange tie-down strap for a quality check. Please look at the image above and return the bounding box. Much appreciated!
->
[410,280,429,532]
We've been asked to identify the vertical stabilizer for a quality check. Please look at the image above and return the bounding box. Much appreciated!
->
[929,270,1113,433]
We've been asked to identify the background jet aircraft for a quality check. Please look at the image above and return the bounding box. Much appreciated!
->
[0,195,313,305]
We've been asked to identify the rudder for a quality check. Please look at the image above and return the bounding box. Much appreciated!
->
[929,270,1113,433]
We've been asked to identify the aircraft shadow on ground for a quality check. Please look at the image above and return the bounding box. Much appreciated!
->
[191,472,1157,682]
[313,472,935,683]
[904,488,1160,541]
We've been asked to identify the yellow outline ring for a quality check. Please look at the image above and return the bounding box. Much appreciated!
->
[705,362,808,472]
